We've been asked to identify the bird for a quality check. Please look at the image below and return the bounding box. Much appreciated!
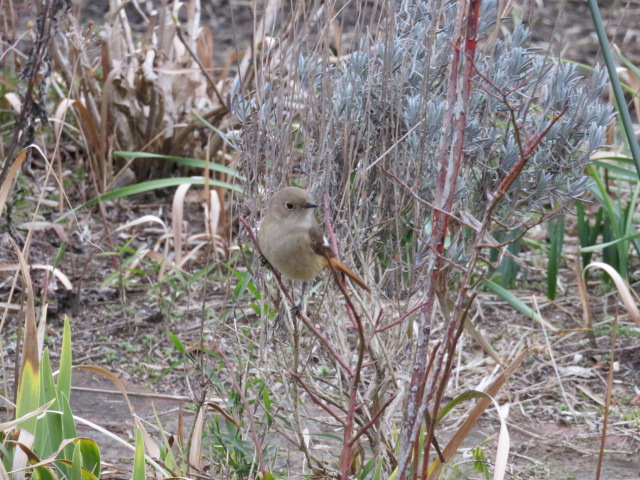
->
[258,186,370,293]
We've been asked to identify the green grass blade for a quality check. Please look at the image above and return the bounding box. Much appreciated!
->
[71,442,83,480]
[32,465,57,480]
[589,207,604,247]
[35,349,61,459]
[436,390,489,423]
[483,279,556,330]
[614,45,640,104]
[580,230,640,253]
[624,183,640,258]
[588,164,628,277]
[113,151,245,181]
[576,202,594,268]
[133,427,146,480]
[591,160,638,180]
[56,177,244,222]
[60,394,79,454]
[588,0,640,176]
[78,439,101,477]
[191,110,240,150]
[57,316,73,404]
[547,215,565,300]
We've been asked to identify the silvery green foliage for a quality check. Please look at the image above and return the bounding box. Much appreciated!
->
[235,0,612,255]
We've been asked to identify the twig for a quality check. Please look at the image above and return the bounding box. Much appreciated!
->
[595,307,618,480]
[174,21,228,110]
[293,374,346,426]
[350,393,397,446]
[374,301,427,335]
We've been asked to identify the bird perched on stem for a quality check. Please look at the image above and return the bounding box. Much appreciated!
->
[258,186,370,293]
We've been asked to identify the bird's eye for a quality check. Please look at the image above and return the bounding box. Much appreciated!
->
[285,202,294,210]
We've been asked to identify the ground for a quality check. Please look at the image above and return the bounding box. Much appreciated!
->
[1,0,639,479]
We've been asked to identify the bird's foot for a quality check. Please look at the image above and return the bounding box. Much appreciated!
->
[290,302,302,316]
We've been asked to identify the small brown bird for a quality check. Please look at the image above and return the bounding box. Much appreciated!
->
[258,187,369,292]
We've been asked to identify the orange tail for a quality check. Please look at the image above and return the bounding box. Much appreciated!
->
[327,257,370,292]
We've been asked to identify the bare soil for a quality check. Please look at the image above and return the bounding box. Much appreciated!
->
[2,1,639,479]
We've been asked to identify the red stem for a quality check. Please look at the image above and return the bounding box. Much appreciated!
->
[397,0,481,477]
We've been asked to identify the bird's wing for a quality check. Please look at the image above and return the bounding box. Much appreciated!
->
[309,223,334,258]
[309,223,370,291]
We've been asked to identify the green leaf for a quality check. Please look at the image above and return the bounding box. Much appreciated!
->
[614,45,640,105]
[436,390,489,423]
[60,395,79,455]
[358,457,376,479]
[233,271,253,302]
[57,177,244,222]
[262,385,273,426]
[16,352,40,434]
[591,160,638,180]
[57,317,73,405]
[113,151,245,180]
[71,442,83,480]
[32,465,57,480]
[588,0,640,177]
[78,439,101,477]
[580,230,640,252]
[168,332,187,355]
[472,446,491,479]
[52,243,67,269]
[483,279,556,330]
[36,349,62,459]
[547,215,565,300]
[133,428,146,480]
[191,110,240,150]
[588,164,628,278]
[371,457,384,480]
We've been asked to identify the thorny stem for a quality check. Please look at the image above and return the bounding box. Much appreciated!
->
[417,57,567,480]
[393,0,571,473]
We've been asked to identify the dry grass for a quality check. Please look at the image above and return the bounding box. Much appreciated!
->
[1,1,639,479]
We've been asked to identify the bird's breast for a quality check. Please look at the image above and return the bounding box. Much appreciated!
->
[259,227,325,281]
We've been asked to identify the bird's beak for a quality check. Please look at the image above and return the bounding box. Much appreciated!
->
[304,202,318,209]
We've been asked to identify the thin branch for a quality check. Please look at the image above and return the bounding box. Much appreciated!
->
[175,22,228,110]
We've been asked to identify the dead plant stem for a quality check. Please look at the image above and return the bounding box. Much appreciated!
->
[595,308,618,480]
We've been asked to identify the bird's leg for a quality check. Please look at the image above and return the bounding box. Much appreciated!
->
[301,281,309,312]
[292,281,308,315]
